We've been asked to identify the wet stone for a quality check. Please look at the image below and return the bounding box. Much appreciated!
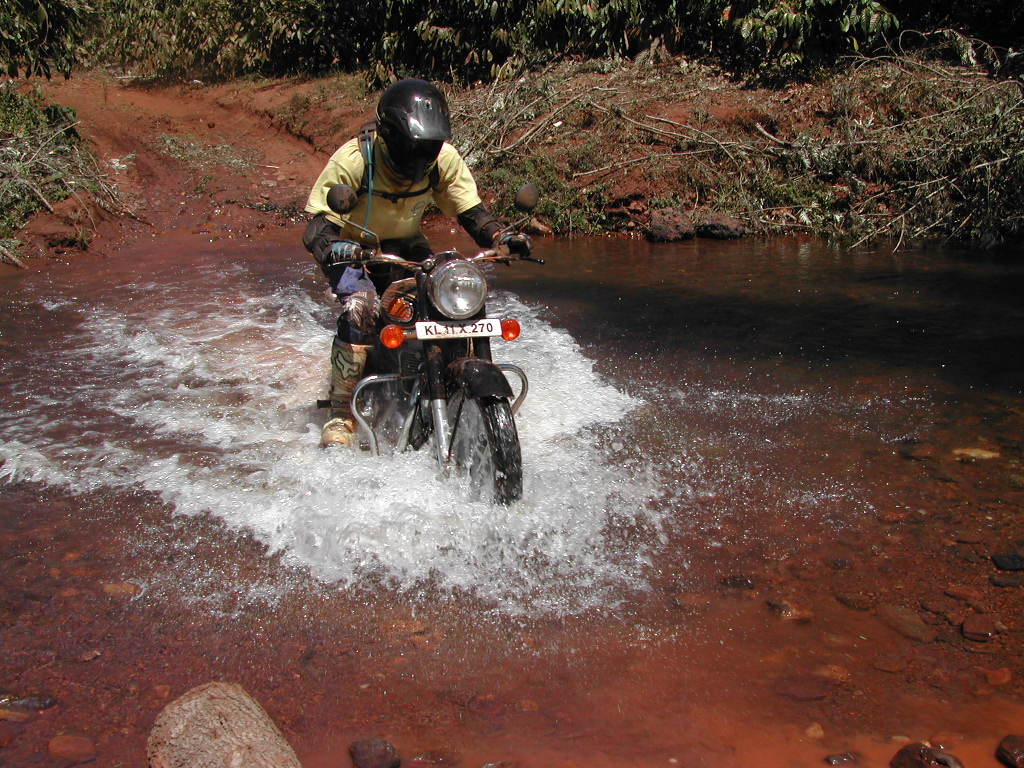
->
[767,597,813,622]
[992,553,1024,571]
[984,667,1013,686]
[962,614,998,642]
[991,573,1024,587]
[350,738,401,768]
[48,733,96,764]
[835,591,875,611]
[876,604,938,643]
[646,209,695,242]
[890,742,964,768]
[696,212,746,239]
[997,734,1024,767]
[825,752,862,766]
[721,574,756,589]
[944,585,985,610]
[773,674,831,701]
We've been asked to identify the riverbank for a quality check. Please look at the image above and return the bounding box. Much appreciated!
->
[4,43,1023,270]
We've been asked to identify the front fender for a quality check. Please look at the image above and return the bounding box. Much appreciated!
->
[446,357,513,399]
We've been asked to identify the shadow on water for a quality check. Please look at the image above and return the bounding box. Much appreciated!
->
[498,236,1024,395]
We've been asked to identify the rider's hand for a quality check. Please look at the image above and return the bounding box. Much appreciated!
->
[324,240,365,268]
[497,231,533,258]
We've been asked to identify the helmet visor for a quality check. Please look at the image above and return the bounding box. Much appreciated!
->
[385,137,443,184]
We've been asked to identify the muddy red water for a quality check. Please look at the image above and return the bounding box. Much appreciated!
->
[2,75,1024,768]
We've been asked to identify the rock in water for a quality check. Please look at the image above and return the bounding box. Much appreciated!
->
[890,742,964,767]
[48,733,96,764]
[147,682,301,768]
[997,734,1024,767]
[646,209,695,242]
[876,604,937,643]
[350,738,401,768]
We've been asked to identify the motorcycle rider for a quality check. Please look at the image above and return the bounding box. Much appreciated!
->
[303,78,532,447]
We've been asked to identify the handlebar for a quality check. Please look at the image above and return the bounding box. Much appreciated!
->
[333,247,544,271]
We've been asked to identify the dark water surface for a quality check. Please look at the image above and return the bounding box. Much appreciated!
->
[2,229,1023,766]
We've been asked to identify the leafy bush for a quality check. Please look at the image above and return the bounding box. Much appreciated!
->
[89,0,916,83]
[0,0,93,78]
[0,84,115,264]
[731,0,898,74]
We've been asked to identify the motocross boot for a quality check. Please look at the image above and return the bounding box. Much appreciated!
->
[321,340,371,448]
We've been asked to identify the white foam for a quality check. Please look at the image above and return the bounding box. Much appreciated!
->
[1,274,660,614]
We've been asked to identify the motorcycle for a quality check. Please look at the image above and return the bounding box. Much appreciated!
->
[318,183,544,505]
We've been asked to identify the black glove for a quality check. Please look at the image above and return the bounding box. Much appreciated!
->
[497,231,533,257]
[323,240,364,269]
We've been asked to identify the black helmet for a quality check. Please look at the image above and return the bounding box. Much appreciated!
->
[376,78,452,183]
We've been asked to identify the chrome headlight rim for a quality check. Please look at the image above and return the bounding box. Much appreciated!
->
[427,260,488,320]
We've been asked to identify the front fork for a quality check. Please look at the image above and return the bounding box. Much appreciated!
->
[425,343,452,468]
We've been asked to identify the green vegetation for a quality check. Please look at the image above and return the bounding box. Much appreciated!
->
[0,0,93,78]
[84,1,1021,84]
[0,84,120,265]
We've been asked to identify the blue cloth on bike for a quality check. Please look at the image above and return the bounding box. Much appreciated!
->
[336,265,377,296]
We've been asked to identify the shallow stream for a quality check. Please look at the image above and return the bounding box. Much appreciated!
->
[2,228,1023,766]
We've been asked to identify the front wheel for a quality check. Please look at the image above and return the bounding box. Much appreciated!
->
[446,392,522,505]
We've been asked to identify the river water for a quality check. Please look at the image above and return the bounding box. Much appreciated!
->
[2,227,1023,766]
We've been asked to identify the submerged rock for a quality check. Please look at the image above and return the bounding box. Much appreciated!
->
[890,742,963,767]
[962,614,999,642]
[992,553,1024,571]
[876,604,937,643]
[48,733,96,764]
[350,738,401,768]
[825,752,862,765]
[997,734,1024,767]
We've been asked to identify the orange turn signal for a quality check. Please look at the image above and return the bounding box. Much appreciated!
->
[380,324,406,349]
[500,318,521,341]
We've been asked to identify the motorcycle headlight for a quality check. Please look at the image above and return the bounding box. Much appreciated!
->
[427,261,487,319]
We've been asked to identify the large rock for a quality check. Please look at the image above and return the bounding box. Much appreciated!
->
[147,682,301,768]
[890,742,963,767]
[696,212,747,239]
[876,604,937,643]
[350,738,401,768]
[646,209,695,242]
[998,734,1024,767]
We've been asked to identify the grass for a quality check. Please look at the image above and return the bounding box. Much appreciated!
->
[0,83,120,266]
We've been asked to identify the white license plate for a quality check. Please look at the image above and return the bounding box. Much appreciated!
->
[415,318,501,340]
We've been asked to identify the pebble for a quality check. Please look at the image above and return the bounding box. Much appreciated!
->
[48,733,96,764]
[773,674,831,701]
[350,739,400,768]
[825,752,862,766]
[991,573,1024,587]
[835,591,875,611]
[876,603,938,643]
[944,585,985,610]
[992,553,1024,571]
[984,667,1013,686]
[961,614,998,642]
[997,734,1024,767]
[806,722,825,739]
[766,597,813,622]
[100,581,142,598]
[889,741,964,767]
[721,574,756,589]
[953,447,1000,460]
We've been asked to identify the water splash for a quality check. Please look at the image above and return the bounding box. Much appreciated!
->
[0,265,660,614]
